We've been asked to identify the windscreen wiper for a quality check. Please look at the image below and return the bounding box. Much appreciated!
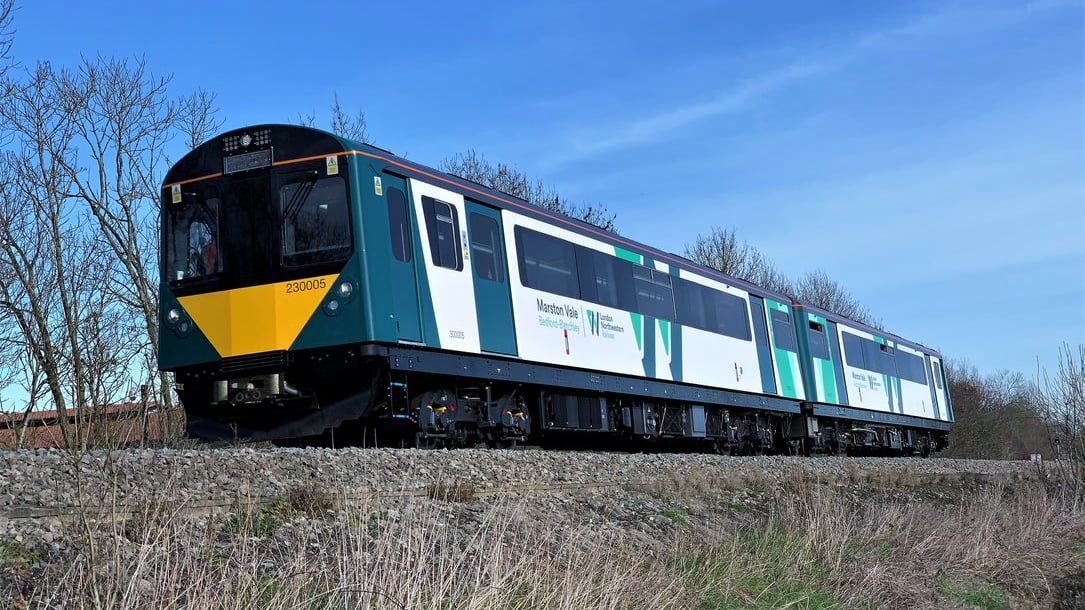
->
[282,171,319,223]
[182,192,216,224]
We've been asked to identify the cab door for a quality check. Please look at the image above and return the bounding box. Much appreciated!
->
[380,173,422,342]
[465,201,517,355]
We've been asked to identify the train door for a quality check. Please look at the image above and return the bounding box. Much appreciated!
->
[465,201,517,355]
[381,173,422,342]
[748,295,777,394]
[825,321,850,405]
[927,355,949,420]
[409,179,480,353]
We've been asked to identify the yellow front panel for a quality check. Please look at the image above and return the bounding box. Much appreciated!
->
[178,275,338,358]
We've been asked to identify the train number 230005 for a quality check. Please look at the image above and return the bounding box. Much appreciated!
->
[285,278,327,294]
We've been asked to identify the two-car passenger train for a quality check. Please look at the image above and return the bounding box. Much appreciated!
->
[159,125,952,454]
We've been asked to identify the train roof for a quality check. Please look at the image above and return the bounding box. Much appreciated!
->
[167,124,939,355]
[330,132,798,304]
[794,303,942,356]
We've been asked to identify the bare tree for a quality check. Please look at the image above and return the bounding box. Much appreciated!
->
[0,346,47,449]
[1036,344,1085,495]
[684,229,886,326]
[0,57,217,447]
[0,310,45,450]
[441,149,617,231]
[47,56,219,438]
[683,226,790,293]
[0,0,13,78]
[176,88,223,150]
[941,360,1049,459]
[790,270,880,327]
[330,93,368,143]
[0,106,109,450]
[296,94,370,143]
[296,110,316,128]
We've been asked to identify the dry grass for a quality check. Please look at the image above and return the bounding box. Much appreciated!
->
[286,482,337,516]
[425,479,479,503]
[3,468,1083,609]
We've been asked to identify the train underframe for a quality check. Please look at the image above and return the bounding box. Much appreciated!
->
[176,346,949,456]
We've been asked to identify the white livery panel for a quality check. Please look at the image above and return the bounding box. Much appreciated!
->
[503,212,773,396]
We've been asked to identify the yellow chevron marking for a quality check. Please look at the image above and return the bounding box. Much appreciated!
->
[178,275,338,359]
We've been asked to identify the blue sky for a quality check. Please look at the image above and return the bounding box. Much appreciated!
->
[9,0,1084,376]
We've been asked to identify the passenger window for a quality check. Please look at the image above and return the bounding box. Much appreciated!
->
[898,351,927,385]
[770,310,797,352]
[422,196,462,270]
[469,212,503,282]
[632,265,675,321]
[862,341,895,375]
[715,291,752,341]
[676,280,709,330]
[933,361,943,390]
[883,345,896,374]
[675,278,751,340]
[576,247,635,310]
[387,187,411,262]
[842,332,865,368]
[280,175,351,266]
[807,320,831,360]
[515,227,579,298]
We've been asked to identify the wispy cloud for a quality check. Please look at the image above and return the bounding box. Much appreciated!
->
[548,60,826,164]
[542,0,1076,168]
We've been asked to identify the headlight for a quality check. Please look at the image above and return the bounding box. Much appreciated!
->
[338,281,353,298]
[326,299,340,313]
[167,308,182,323]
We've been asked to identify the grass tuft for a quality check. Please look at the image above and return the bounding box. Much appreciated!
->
[659,507,690,524]
[0,538,41,570]
[936,578,1008,610]
[287,483,336,516]
[224,496,287,537]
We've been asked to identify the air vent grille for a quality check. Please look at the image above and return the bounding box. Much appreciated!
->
[221,351,287,375]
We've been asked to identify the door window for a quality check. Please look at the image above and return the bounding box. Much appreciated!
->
[807,321,831,360]
[422,196,462,270]
[469,212,504,282]
[387,187,411,262]
[770,310,797,352]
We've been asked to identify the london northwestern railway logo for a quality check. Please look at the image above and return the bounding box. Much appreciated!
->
[585,309,624,340]
[586,309,601,336]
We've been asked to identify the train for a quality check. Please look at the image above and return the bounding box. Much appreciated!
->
[159,124,952,454]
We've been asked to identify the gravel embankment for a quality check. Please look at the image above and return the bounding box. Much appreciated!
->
[0,448,1038,510]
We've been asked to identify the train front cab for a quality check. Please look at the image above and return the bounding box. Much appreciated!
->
[159,125,386,441]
